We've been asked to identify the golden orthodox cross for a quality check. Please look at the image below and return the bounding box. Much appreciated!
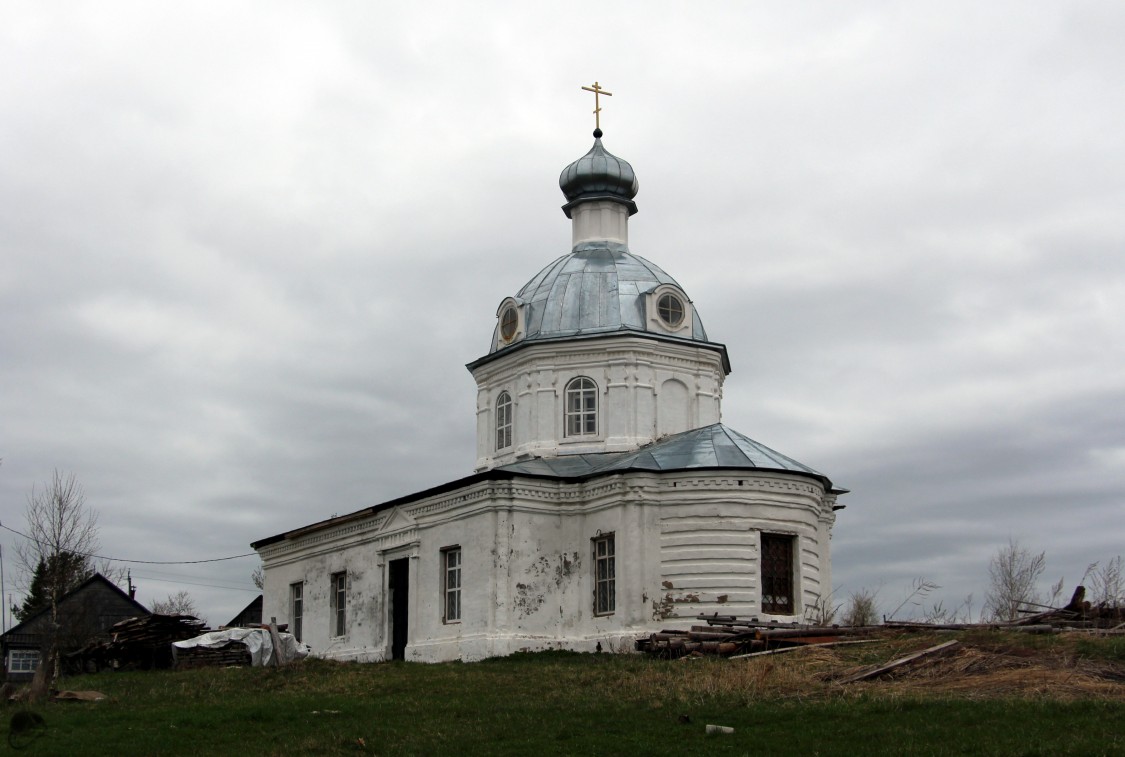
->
[581,81,613,131]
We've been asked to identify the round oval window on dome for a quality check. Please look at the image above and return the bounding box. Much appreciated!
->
[657,293,685,328]
[500,306,519,342]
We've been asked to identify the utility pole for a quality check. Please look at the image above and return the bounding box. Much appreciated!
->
[1,542,6,633]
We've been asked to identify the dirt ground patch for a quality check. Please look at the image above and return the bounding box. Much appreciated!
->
[845,645,1125,698]
[827,633,1125,700]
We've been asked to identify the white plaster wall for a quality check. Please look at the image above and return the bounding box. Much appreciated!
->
[570,200,629,246]
[471,337,727,470]
[258,469,834,664]
[259,528,389,662]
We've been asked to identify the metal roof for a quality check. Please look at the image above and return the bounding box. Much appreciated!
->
[486,241,715,353]
[497,423,846,493]
[251,422,844,550]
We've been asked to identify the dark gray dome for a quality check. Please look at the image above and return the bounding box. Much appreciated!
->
[559,135,639,217]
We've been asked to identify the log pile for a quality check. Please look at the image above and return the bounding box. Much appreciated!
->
[636,585,1124,658]
[635,615,881,657]
[69,614,208,672]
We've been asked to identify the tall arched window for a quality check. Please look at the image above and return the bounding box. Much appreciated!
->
[495,391,513,450]
[565,377,597,437]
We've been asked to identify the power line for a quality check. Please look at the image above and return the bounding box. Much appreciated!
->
[130,574,260,593]
[0,523,257,565]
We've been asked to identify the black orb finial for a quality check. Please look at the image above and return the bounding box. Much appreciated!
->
[593,128,603,139]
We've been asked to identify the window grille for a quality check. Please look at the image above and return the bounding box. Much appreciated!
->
[760,533,795,614]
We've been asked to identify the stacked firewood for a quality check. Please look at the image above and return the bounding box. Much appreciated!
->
[173,643,254,670]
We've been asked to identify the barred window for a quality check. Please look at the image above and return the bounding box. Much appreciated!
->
[760,533,795,614]
[565,377,597,437]
[496,392,513,450]
[593,534,615,615]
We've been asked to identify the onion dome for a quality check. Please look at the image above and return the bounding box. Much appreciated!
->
[558,130,639,218]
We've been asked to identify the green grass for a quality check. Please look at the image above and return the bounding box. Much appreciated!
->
[6,644,1124,756]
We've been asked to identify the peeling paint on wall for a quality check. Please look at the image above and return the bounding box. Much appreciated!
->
[514,582,546,618]
[514,551,583,619]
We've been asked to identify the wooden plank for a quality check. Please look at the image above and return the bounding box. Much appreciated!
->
[267,617,286,667]
[838,639,959,683]
[730,639,880,659]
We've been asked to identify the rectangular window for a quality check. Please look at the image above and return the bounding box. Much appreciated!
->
[9,649,39,674]
[593,534,615,615]
[760,533,795,614]
[443,547,462,623]
[290,582,304,642]
[331,571,347,637]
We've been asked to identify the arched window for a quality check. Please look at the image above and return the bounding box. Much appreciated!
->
[495,391,513,450]
[565,377,597,437]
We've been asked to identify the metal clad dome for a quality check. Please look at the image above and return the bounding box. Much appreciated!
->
[500,241,709,349]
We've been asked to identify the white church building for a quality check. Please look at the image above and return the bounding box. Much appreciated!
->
[252,123,847,663]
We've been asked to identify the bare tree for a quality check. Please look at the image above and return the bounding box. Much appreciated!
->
[251,564,264,591]
[984,539,1046,621]
[15,470,101,699]
[151,590,199,618]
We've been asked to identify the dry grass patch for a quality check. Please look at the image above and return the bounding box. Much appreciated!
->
[616,631,1125,705]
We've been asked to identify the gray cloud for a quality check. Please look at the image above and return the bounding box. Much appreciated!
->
[2,2,1122,624]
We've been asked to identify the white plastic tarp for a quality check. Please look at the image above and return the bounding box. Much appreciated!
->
[172,628,310,666]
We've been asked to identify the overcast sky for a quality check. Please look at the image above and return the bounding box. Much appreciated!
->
[2,2,1122,627]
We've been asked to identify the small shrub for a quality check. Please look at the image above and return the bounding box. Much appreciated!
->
[843,588,879,626]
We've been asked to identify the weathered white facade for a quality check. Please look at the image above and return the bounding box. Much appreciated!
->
[253,128,846,663]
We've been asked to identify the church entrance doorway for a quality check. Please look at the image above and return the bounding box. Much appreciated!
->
[389,557,410,660]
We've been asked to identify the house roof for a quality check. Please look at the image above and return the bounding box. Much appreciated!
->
[226,594,263,628]
[251,423,844,550]
[0,572,150,643]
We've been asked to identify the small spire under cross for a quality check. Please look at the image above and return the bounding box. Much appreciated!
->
[581,81,613,133]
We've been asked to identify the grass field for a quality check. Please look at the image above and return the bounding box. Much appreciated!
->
[5,632,1124,756]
